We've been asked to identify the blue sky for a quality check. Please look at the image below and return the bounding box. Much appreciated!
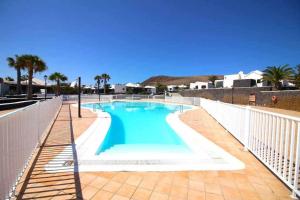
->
[0,0,299,85]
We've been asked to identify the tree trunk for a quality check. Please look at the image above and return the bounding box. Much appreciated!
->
[104,79,107,94]
[27,68,33,100]
[17,68,21,94]
[58,80,61,95]
[56,80,60,96]
[275,82,282,90]
[97,80,100,101]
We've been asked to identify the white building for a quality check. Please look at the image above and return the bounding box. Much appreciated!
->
[190,81,214,90]
[167,85,177,92]
[223,71,245,88]
[223,70,263,88]
[282,80,295,87]
[144,86,156,94]
[167,84,189,92]
[244,70,264,87]
[125,83,141,88]
[178,85,188,90]
[70,81,77,88]
[110,84,126,94]
[215,80,224,88]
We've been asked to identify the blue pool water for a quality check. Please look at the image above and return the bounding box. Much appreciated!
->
[83,101,190,154]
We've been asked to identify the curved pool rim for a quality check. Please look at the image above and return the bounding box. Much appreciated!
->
[44,100,245,172]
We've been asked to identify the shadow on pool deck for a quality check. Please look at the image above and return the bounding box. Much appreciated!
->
[14,104,83,200]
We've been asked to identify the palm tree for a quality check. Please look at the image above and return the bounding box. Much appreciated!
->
[20,74,29,81]
[262,65,294,90]
[4,76,14,81]
[101,73,111,94]
[208,75,218,86]
[94,75,102,99]
[7,55,24,94]
[293,64,300,88]
[49,72,68,96]
[19,55,47,99]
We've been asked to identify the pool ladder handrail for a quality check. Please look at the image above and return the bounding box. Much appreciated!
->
[180,105,183,113]
[174,105,183,113]
[93,103,103,112]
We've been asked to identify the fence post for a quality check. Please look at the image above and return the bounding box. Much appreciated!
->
[292,122,300,198]
[78,77,82,118]
[243,106,251,151]
[37,101,41,147]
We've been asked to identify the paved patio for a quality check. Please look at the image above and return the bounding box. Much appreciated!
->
[13,103,294,200]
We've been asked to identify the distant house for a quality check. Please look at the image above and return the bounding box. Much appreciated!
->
[233,79,257,88]
[167,85,177,92]
[178,85,188,90]
[282,80,295,87]
[223,70,297,88]
[144,86,156,94]
[0,77,53,96]
[224,70,265,88]
[125,83,141,88]
[215,80,224,88]
[190,81,214,90]
[125,83,143,94]
[70,81,78,88]
[243,70,265,87]
[110,84,126,94]
[167,84,188,92]
[82,85,95,93]
[224,71,245,88]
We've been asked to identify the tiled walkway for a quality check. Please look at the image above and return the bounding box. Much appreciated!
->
[14,104,83,199]
[14,103,294,200]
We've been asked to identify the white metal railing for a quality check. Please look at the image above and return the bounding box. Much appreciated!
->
[113,94,162,100]
[165,96,199,105]
[247,108,300,197]
[63,94,102,101]
[62,94,165,102]
[200,98,248,144]
[164,96,300,197]
[0,96,62,200]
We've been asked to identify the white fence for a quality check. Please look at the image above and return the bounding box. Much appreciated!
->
[63,94,103,101]
[165,96,201,106]
[200,98,248,145]
[247,107,300,197]
[62,94,165,102]
[0,96,62,199]
[166,96,300,197]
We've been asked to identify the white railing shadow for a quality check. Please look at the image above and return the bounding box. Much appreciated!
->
[0,96,62,200]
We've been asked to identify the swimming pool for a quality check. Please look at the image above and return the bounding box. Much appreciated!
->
[46,100,245,172]
[83,101,191,155]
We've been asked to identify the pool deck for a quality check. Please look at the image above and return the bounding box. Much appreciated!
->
[13,102,294,200]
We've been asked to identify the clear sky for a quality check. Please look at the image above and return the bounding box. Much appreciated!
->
[0,0,299,85]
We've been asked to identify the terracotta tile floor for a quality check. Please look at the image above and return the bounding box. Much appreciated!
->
[13,102,295,200]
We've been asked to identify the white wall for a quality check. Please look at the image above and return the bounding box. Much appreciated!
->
[114,85,126,93]
[224,71,264,88]
[167,85,176,92]
[146,87,156,94]
[223,74,242,88]
[190,82,213,89]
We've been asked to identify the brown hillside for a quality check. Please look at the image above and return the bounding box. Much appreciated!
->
[142,75,224,86]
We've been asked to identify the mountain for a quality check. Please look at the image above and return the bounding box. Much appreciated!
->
[142,75,224,86]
